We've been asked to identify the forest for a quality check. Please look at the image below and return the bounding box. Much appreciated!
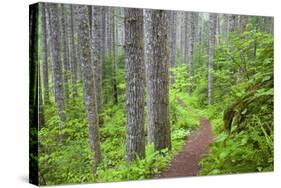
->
[29,2,274,186]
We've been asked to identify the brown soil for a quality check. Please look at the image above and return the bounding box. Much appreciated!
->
[156,117,214,178]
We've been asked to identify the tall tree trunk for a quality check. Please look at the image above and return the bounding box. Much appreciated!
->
[216,14,221,44]
[187,12,196,95]
[72,5,82,82]
[112,8,118,104]
[39,56,45,129]
[170,11,177,68]
[144,9,154,144]
[184,12,189,65]
[106,7,112,56]
[180,12,186,64]
[40,3,49,104]
[237,15,248,83]
[101,7,107,58]
[67,4,78,97]
[92,6,103,125]
[265,17,274,35]
[76,5,101,172]
[240,15,248,32]
[59,4,70,101]
[124,8,145,162]
[228,14,236,33]
[114,9,119,64]
[198,13,204,65]
[39,4,45,128]
[208,13,217,105]
[47,4,66,133]
[147,10,171,151]
[169,11,177,84]
[117,8,125,47]
[221,14,228,41]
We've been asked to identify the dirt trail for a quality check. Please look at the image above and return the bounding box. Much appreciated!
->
[157,117,213,178]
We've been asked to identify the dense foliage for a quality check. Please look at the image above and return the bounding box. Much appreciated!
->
[38,53,201,185]
[35,4,274,185]
[199,31,273,175]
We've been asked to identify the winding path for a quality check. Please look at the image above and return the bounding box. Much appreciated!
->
[157,117,214,178]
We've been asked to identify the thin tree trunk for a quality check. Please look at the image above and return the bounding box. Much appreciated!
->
[240,15,248,32]
[237,15,248,83]
[73,5,82,82]
[101,7,107,59]
[59,4,70,101]
[198,13,204,65]
[39,57,45,129]
[124,8,145,162]
[216,14,220,44]
[115,9,119,64]
[187,12,196,95]
[39,3,45,128]
[144,9,154,144]
[40,3,49,104]
[170,11,177,68]
[184,12,189,65]
[223,14,228,41]
[92,6,103,125]
[106,7,112,56]
[208,13,217,105]
[47,4,66,133]
[76,5,101,172]
[253,18,258,59]
[228,14,236,33]
[112,8,118,104]
[180,12,186,64]
[67,4,78,97]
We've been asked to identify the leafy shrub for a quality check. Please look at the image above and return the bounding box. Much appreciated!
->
[199,31,273,175]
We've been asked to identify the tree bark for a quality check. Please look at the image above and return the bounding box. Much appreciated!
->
[112,8,118,104]
[187,12,196,95]
[38,55,45,129]
[228,14,236,33]
[198,13,204,65]
[180,12,186,64]
[184,12,189,65]
[106,7,113,56]
[59,4,70,101]
[40,3,49,104]
[240,15,248,32]
[208,13,217,105]
[101,7,107,58]
[237,15,248,83]
[47,4,66,131]
[76,5,101,172]
[124,8,145,162]
[91,6,103,125]
[147,10,171,151]
[170,11,177,68]
[66,4,78,97]
[144,9,154,144]
[216,14,221,44]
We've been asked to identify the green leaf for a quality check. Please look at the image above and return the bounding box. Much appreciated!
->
[262,75,271,82]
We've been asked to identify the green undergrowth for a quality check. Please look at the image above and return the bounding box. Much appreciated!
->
[39,93,200,185]
[199,31,274,175]
[38,29,273,184]
[38,56,200,185]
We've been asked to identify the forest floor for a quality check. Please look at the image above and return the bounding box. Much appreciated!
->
[156,116,214,178]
